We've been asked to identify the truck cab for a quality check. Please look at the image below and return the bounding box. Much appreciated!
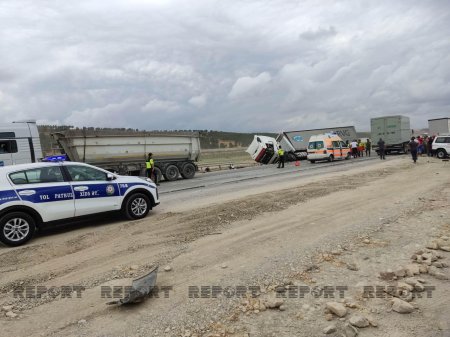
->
[0,121,43,167]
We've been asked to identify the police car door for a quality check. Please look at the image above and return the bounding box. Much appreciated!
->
[64,164,120,216]
[8,165,75,222]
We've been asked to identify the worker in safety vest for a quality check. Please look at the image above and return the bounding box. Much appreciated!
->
[277,146,285,168]
[146,153,159,185]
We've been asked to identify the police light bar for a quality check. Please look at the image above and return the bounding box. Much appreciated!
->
[42,154,69,162]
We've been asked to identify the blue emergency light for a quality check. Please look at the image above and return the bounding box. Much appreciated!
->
[42,154,69,162]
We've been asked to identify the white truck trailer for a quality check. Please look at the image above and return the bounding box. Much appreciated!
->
[370,115,412,154]
[428,118,450,136]
[276,126,357,160]
[0,120,43,166]
[52,129,201,182]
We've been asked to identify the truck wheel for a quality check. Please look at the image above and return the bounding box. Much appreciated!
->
[309,160,315,164]
[124,193,151,220]
[287,153,297,162]
[437,149,447,159]
[328,155,334,162]
[164,164,179,181]
[345,153,350,160]
[154,167,162,184]
[0,212,36,246]
[181,163,196,179]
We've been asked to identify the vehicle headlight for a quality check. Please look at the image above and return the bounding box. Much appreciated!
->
[139,176,152,183]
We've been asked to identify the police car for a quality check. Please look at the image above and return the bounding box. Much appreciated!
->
[0,161,159,246]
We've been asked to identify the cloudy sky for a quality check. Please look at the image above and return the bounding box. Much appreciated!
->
[0,0,449,132]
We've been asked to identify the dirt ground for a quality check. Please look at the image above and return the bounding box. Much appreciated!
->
[1,156,450,337]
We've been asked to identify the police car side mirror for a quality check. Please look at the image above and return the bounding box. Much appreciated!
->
[107,173,116,181]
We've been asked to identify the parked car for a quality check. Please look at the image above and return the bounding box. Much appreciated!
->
[432,135,450,159]
[0,161,159,246]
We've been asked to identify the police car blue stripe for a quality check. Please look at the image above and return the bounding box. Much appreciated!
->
[17,186,74,203]
[0,190,20,205]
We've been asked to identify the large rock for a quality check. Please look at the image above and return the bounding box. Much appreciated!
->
[397,282,414,292]
[326,302,348,317]
[391,298,414,314]
[405,264,420,276]
[344,323,359,337]
[429,266,449,280]
[265,299,284,309]
[349,315,370,328]
[379,270,396,280]
[323,325,337,334]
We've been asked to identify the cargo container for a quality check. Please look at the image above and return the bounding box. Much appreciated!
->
[428,118,450,136]
[370,115,412,154]
[52,129,201,182]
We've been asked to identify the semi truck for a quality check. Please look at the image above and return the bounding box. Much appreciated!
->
[276,126,358,160]
[52,129,201,182]
[0,120,43,166]
[428,118,450,136]
[370,115,412,154]
[246,135,279,164]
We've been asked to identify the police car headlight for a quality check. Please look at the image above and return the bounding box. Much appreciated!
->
[139,177,153,183]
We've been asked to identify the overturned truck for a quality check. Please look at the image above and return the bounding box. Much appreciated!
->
[52,129,201,182]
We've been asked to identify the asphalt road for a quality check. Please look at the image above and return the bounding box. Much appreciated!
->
[158,156,381,211]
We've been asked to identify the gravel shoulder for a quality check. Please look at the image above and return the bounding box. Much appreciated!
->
[1,156,449,337]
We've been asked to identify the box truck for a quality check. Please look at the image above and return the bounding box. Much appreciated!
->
[0,120,43,166]
[428,118,450,136]
[370,115,412,154]
[52,129,201,182]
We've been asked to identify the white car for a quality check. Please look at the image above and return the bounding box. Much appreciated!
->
[432,135,450,159]
[0,161,159,246]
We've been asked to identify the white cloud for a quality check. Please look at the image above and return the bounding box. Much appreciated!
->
[188,94,207,108]
[0,0,449,132]
[228,72,272,100]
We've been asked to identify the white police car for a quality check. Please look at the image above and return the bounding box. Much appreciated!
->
[0,161,159,246]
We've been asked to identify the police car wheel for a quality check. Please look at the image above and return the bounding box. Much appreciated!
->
[124,193,151,220]
[0,212,36,247]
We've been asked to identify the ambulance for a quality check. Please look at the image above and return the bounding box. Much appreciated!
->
[307,133,351,163]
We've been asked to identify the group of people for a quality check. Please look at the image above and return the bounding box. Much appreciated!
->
[348,139,371,158]
[408,135,436,163]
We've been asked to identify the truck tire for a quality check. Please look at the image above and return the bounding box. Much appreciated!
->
[164,164,179,181]
[287,153,297,162]
[0,212,36,246]
[437,149,447,159]
[328,155,334,162]
[181,163,196,179]
[123,193,151,220]
[154,167,162,184]
[309,160,315,164]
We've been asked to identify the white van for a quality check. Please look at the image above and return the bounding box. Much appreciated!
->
[0,121,43,166]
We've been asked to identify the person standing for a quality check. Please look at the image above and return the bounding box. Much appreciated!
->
[351,140,358,158]
[365,139,371,157]
[409,137,419,163]
[428,136,434,156]
[416,136,424,157]
[145,153,159,185]
[377,138,386,160]
[277,146,285,168]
